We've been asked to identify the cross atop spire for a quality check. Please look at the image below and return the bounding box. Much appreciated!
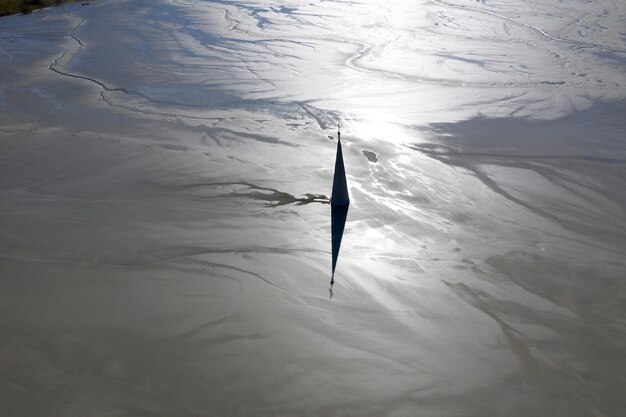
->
[337,123,341,141]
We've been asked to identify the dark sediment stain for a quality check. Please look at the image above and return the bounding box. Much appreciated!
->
[362,150,378,163]
[223,182,330,207]
[409,142,626,241]
[162,180,329,207]
[237,189,329,207]
[407,143,626,164]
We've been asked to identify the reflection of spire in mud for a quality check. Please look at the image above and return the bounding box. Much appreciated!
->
[331,124,349,290]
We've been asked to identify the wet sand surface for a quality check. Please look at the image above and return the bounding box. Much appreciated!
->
[1,0,625,415]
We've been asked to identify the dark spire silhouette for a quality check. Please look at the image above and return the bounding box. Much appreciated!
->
[331,125,350,206]
[330,123,349,290]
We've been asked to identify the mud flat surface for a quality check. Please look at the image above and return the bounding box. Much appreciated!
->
[1,1,625,415]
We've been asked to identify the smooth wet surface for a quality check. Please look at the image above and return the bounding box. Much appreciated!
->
[1,0,625,416]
